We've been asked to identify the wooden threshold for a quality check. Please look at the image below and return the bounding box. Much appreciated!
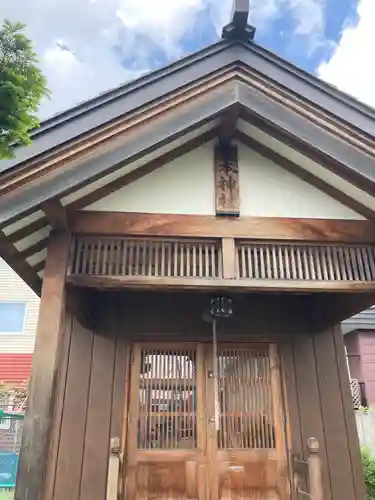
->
[67,275,375,293]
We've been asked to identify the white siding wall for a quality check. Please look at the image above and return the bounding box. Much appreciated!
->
[0,259,39,354]
[86,140,363,220]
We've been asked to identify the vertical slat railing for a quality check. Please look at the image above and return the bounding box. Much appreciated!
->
[236,241,375,282]
[70,236,375,284]
[69,236,222,279]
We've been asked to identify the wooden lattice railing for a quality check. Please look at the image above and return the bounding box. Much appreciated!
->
[350,379,362,410]
[68,235,375,290]
[69,236,222,279]
[236,241,375,281]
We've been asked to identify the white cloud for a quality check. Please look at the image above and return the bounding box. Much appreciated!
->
[318,0,375,109]
[0,0,326,119]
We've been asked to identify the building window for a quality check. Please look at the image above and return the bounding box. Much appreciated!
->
[0,302,27,333]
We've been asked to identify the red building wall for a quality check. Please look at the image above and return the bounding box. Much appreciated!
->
[0,353,33,385]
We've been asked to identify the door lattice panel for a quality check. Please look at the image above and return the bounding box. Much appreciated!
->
[217,347,275,449]
[137,347,197,450]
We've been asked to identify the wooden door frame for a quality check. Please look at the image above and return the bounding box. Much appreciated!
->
[121,341,291,499]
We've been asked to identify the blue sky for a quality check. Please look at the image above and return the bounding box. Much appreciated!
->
[1,0,374,118]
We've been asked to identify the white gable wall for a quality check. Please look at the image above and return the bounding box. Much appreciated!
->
[87,142,215,215]
[86,140,364,220]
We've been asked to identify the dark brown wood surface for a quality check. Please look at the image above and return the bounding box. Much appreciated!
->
[71,211,375,242]
[314,328,355,499]
[292,334,330,499]
[41,199,68,231]
[279,342,305,499]
[43,310,73,500]
[15,231,70,500]
[53,317,94,500]
[80,311,116,500]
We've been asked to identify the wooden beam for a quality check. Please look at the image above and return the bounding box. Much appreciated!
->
[70,211,375,243]
[237,132,375,220]
[217,104,240,144]
[15,231,70,500]
[41,199,68,232]
[214,143,240,217]
[67,274,375,293]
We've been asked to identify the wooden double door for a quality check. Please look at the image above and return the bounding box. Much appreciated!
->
[124,342,289,500]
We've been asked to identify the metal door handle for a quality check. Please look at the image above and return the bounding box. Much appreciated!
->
[208,418,215,424]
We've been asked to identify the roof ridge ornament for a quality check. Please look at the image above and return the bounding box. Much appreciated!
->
[222,0,256,41]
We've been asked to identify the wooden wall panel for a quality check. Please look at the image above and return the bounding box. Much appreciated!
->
[53,318,94,500]
[279,343,304,499]
[293,335,331,499]
[50,298,130,500]
[333,326,366,500]
[313,328,355,500]
[80,318,116,500]
[43,310,73,500]
[15,232,70,500]
[285,325,366,500]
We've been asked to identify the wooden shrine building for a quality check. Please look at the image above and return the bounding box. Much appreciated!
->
[1,2,375,499]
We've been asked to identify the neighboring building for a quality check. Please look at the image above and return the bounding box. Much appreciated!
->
[0,258,39,385]
[343,307,375,407]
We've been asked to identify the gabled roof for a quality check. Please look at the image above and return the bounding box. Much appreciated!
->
[2,37,375,173]
[1,3,375,294]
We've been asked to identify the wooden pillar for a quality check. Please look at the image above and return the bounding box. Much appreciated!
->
[15,230,71,500]
[221,237,237,279]
[307,438,323,500]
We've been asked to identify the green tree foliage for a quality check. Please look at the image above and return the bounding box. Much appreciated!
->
[362,448,375,500]
[0,20,49,159]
